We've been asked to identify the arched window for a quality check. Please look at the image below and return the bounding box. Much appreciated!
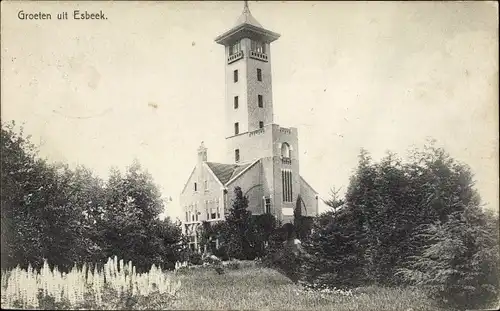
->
[281,143,291,158]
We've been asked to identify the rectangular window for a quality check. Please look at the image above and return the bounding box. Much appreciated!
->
[194,182,197,192]
[258,95,263,108]
[185,211,188,222]
[195,211,198,221]
[189,235,196,252]
[289,171,293,201]
[234,70,238,83]
[257,68,262,81]
[235,149,240,163]
[282,171,285,201]
[264,197,271,214]
[259,121,264,129]
[282,170,293,202]
[234,122,239,135]
[211,208,217,220]
[234,96,239,109]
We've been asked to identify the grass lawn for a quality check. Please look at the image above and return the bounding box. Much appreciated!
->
[169,265,447,311]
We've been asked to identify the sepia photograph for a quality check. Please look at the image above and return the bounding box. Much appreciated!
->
[1,1,499,310]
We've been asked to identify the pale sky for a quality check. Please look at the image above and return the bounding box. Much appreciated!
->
[1,1,498,220]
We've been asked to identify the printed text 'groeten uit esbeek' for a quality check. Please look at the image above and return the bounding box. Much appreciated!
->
[18,10,107,20]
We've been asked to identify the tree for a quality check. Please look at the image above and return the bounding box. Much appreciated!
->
[324,187,345,210]
[1,121,45,269]
[302,141,499,298]
[293,194,314,240]
[301,203,368,287]
[398,207,499,310]
[210,186,282,260]
[100,161,182,272]
[1,121,184,272]
[1,122,103,271]
[250,213,278,257]
[36,163,104,269]
[217,186,253,259]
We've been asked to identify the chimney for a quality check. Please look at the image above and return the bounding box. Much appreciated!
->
[197,141,207,165]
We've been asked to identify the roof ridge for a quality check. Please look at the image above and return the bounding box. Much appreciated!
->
[225,158,261,186]
[206,161,248,166]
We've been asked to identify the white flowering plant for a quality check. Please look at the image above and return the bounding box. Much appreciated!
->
[1,256,182,310]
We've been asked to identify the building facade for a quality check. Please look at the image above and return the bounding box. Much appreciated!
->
[180,2,319,252]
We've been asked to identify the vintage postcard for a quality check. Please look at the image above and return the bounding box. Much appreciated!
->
[1,1,498,310]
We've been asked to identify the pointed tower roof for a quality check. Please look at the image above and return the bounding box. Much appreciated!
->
[215,1,280,45]
[234,1,262,28]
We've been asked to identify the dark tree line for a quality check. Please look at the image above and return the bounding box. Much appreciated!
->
[1,121,183,273]
[301,144,499,310]
[3,120,498,309]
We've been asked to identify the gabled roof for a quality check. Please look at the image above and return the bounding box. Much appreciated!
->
[205,162,253,185]
[300,175,319,195]
[225,158,261,185]
[180,166,196,194]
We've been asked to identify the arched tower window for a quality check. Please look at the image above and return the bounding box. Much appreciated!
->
[281,142,291,158]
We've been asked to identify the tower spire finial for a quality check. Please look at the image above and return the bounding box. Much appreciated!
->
[244,0,249,12]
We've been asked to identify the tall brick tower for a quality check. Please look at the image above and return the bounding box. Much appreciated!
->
[214,1,302,222]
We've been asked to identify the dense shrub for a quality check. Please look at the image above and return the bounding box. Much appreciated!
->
[198,187,281,261]
[187,252,203,266]
[301,143,500,310]
[1,121,184,273]
[397,207,499,309]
